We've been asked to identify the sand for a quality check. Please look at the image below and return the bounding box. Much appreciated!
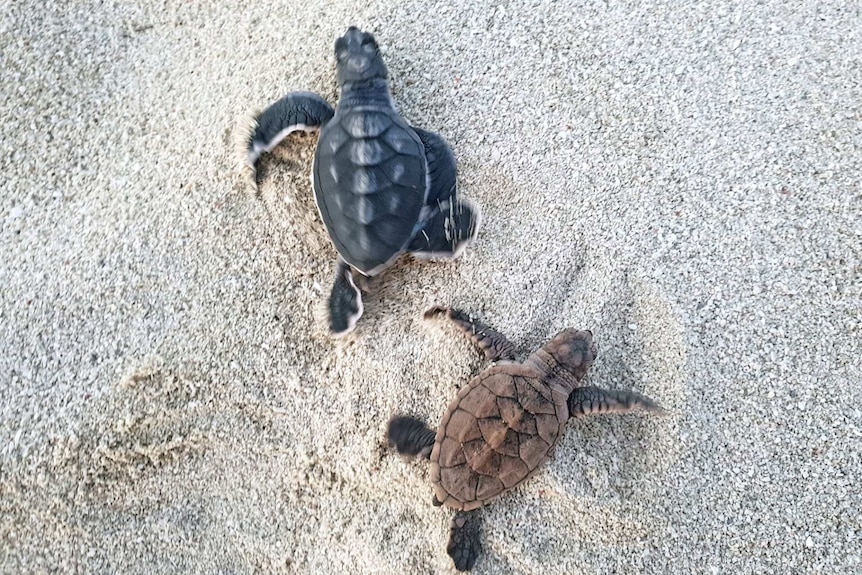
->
[1,0,860,573]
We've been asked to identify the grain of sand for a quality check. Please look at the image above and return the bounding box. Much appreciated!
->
[1,1,860,573]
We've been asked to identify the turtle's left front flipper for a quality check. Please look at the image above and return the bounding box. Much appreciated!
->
[407,127,481,259]
[240,91,334,188]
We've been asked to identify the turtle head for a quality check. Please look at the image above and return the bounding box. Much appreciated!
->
[334,27,388,86]
[527,329,598,386]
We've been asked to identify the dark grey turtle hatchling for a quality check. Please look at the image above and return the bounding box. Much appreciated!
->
[388,306,665,571]
[241,27,481,337]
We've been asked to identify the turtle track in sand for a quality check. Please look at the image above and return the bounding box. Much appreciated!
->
[51,357,213,487]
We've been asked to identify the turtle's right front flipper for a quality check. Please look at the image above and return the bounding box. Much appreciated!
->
[240,91,334,188]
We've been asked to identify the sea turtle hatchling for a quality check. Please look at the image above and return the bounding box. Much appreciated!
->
[388,307,665,571]
[240,27,481,336]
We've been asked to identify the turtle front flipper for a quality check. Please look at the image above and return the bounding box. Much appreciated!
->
[387,416,436,458]
[328,257,363,337]
[447,511,482,572]
[407,127,481,259]
[567,386,665,417]
[241,91,335,189]
[424,307,516,362]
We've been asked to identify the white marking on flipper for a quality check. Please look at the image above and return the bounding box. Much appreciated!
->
[234,109,264,194]
[250,123,320,165]
[235,105,323,194]
[330,262,364,338]
[450,197,482,259]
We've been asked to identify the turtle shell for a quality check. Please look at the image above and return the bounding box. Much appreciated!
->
[313,106,427,274]
[429,364,567,511]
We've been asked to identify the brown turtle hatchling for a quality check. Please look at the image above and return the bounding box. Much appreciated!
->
[388,306,665,571]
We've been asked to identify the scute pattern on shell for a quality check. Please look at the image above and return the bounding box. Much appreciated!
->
[430,368,561,511]
[313,108,427,273]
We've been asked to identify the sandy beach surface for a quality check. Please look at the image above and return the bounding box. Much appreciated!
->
[2,1,860,573]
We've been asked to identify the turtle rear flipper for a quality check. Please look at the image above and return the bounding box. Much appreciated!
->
[241,91,335,190]
[328,258,363,337]
[447,512,482,572]
[408,198,481,259]
[387,416,436,458]
[407,126,481,259]
[567,386,665,416]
